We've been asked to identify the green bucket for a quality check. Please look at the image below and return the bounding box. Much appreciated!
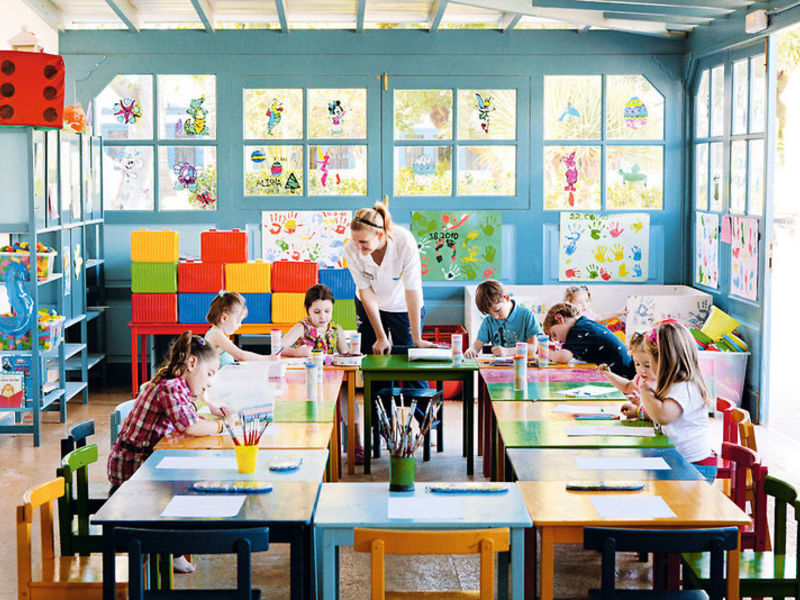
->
[389,456,415,492]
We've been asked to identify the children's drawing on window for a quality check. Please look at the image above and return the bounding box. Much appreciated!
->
[328,100,346,136]
[474,93,495,134]
[173,161,199,193]
[558,99,581,122]
[266,99,283,136]
[623,97,648,130]
[412,154,435,188]
[113,98,142,125]
[177,96,209,136]
[562,151,578,207]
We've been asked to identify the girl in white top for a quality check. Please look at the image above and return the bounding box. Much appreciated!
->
[204,292,272,364]
[638,321,717,482]
[343,202,436,354]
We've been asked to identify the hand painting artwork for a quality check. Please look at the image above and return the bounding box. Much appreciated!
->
[626,295,710,343]
[412,211,501,281]
[562,152,578,207]
[559,213,649,282]
[261,210,351,268]
[695,212,719,288]
[730,216,758,301]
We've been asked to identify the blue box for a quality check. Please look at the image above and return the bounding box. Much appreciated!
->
[319,268,355,299]
[241,293,271,323]
[178,293,216,324]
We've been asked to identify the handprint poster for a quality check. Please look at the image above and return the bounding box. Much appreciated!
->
[730,216,758,301]
[411,211,502,281]
[261,210,351,267]
[695,212,719,288]
[559,212,649,282]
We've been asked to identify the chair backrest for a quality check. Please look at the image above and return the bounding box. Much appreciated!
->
[110,400,136,445]
[57,444,102,555]
[584,527,739,600]
[114,527,269,600]
[60,419,96,458]
[17,477,65,599]
[716,397,738,445]
[353,528,510,600]
[721,441,769,551]
[730,407,757,452]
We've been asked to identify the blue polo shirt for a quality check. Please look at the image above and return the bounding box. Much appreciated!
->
[562,316,635,378]
[476,301,541,348]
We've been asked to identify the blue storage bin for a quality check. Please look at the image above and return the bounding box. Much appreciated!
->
[178,293,216,324]
[241,293,271,323]
[319,267,355,299]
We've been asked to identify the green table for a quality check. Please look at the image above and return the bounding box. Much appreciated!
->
[486,381,627,402]
[360,354,479,475]
[274,400,337,423]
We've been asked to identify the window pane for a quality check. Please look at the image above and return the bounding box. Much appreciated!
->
[730,140,746,214]
[606,75,664,140]
[158,146,217,210]
[244,89,303,139]
[244,145,303,196]
[158,75,216,140]
[695,70,709,138]
[606,146,663,210]
[748,139,764,216]
[307,88,367,139]
[394,90,452,140]
[308,145,367,195]
[732,59,748,136]
[709,142,723,211]
[695,143,708,210]
[102,146,154,210]
[94,74,152,140]
[710,65,724,137]
[544,76,601,140]
[750,55,766,133]
[457,146,515,195]
[456,89,516,140]
[543,145,601,210]
[394,146,452,196]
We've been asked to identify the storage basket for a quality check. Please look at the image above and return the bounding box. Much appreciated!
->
[130,229,179,263]
[241,293,271,323]
[225,261,271,293]
[131,262,178,293]
[271,293,306,324]
[0,251,56,281]
[201,229,248,263]
[178,293,216,324]
[271,260,318,293]
[319,267,355,299]
[0,315,64,351]
[178,260,224,293]
[422,324,469,347]
[332,298,357,330]
[132,293,178,323]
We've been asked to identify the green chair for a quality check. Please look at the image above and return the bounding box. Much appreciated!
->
[57,444,104,555]
[683,475,800,599]
[110,399,135,445]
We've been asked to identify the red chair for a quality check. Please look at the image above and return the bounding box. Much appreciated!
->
[715,397,736,481]
[722,441,769,551]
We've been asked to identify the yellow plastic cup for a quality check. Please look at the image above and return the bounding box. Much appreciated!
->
[700,306,740,341]
[234,445,259,474]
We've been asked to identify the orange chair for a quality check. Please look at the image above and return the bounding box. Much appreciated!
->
[353,528,510,599]
[731,406,757,452]
[17,477,127,600]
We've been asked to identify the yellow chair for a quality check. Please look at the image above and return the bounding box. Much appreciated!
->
[17,477,127,600]
[353,528,510,600]
[731,406,757,452]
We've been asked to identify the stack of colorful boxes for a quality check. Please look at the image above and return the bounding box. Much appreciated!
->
[271,260,319,324]
[130,229,180,323]
[320,267,357,330]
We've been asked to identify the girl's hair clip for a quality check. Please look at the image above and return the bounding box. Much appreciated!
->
[218,289,226,297]
[193,334,206,345]
[646,327,658,346]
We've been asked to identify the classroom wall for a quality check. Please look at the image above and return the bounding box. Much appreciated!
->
[1,0,59,54]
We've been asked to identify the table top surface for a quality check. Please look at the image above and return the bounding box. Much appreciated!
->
[497,420,672,449]
[492,400,627,422]
[314,482,532,528]
[516,480,750,527]
[274,400,336,422]
[506,448,702,482]
[486,381,627,402]
[129,449,329,482]
[361,354,479,372]
[479,366,605,384]
[155,422,334,450]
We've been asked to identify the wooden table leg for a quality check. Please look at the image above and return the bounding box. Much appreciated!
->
[540,527,555,600]
[347,371,355,476]
[329,420,339,482]
[130,329,139,398]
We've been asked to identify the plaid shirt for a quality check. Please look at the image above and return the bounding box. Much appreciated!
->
[107,376,198,485]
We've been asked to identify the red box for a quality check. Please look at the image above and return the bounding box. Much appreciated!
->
[201,229,248,263]
[0,51,64,128]
[271,260,319,293]
[178,260,224,293]
[132,293,178,323]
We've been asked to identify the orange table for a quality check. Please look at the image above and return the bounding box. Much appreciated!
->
[516,480,751,600]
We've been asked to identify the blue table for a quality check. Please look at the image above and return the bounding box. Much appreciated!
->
[313,482,532,600]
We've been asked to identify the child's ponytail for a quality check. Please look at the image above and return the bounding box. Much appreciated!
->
[653,321,712,407]
[151,331,216,385]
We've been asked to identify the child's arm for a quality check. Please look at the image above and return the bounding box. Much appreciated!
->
[279,323,312,358]
[464,339,484,359]
[492,345,516,357]
[597,364,636,395]
[336,325,349,354]
[639,386,683,425]
[549,347,574,363]
[206,328,271,362]
[184,418,223,436]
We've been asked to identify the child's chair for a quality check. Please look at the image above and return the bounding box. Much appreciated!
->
[721,441,770,552]
[17,477,128,600]
[373,386,444,462]
[109,399,135,445]
[714,397,737,483]
[60,420,110,520]
[731,406,757,452]
[60,419,96,457]
[353,528,509,599]
[57,444,104,556]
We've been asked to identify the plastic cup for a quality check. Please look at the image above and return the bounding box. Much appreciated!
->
[312,350,324,384]
[389,455,415,492]
[235,445,259,474]
[350,332,361,355]
[305,362,318,401]
[515,342,527,357]
[270,329,282,355]
[451,333,463,365]
[537,334,550,367]
[513,354,527,391]
[528,337,539,359]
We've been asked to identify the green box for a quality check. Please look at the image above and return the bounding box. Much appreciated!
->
[332,298,357,330]
[131,262,178,293]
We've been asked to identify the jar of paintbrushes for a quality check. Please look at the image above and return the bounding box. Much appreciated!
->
[221,413,272,474]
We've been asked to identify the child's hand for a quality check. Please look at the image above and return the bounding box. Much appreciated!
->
[464,346,478,359]
[296,345,312,357]
[596,364,609,378]
[491,345,508,357]
[620,402,640,419]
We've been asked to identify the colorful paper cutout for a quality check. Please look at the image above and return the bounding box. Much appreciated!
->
[731,217,758,301]
[266,98,283,135]
[623,97,648,129]
[261,211,351,267]
[412,211,501,281]
[695,212,719,288]
[474,93,495,134]
[63,104,87,133]
[558,213,649,282]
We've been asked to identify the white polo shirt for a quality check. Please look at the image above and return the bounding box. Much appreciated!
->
[343,226,422,313]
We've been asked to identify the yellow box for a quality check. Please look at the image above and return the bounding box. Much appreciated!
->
[131,229,180,263]
[271,292,306,324]
[224,261,271,293]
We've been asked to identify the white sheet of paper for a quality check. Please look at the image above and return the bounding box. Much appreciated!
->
[552,404,620,415]
[563,426,656,437]
[590,495,676,519]
[408,347,452,362]
[574,457,670,471]
[161,495,245,518]
[387,497,464,520]
[554,385,618,397]
[156,456,237,470]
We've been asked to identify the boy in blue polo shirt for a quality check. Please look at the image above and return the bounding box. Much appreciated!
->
[464,280,541,358]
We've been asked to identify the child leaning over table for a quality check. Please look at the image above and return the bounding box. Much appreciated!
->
[598,328,659,420]
[463,279,541,358]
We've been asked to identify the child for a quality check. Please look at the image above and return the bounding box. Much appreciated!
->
[598,331,659,419]
[464,279,541,358]
[205,291,272,364]
[107,332,225,572]
[542,302,635,378]
[637,321,717,482]
[563,285,626,322]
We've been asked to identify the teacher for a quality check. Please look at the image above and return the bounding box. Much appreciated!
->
[344,202,436,355]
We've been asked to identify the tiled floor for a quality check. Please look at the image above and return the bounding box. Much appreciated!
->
[1,386,797,599]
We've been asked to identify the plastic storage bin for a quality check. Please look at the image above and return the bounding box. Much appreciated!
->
[271,260,318,293]
[271,293,306,323]
[130,229,179,263]
[319,267,355,299]
[178,260,224,293]
[178,293,216,324]
[0,251,56,281]
[201,229,248,263]
[132,293,178,323]
[422,324,469,347]
[225,261,271,293]
[131,262,177,293]
[698,350,749,406]
[241,293,271,323]
[332,298,357,330]
[0,315,64,351]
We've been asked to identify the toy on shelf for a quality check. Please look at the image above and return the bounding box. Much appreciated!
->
[0,307,63,351]
[201,229,248,263]
[132,293,178,324]
[0,242,57,281]
[63,104,87,133]
[178,260,224,293]
[225,261,270,293]
[0,50,65,128]
[130,229,179,263]
[271,260,318,293]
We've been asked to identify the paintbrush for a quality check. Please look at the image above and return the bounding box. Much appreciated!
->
[221,414,240,446]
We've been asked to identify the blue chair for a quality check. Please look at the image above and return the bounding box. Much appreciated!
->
[110,399,135,445]
[583,526,739,599]
[59,419,111,521]
[114,527,269,599]
[60,418,96,457]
